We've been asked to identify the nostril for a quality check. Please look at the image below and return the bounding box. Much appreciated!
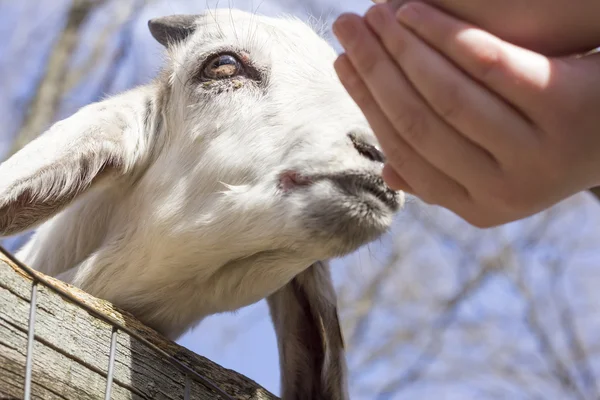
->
[348,133,386,163]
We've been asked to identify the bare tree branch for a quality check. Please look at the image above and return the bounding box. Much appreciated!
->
[510,264,588,400]
[8,0,103,156]
[92,1,142,99]
[552,259,599,399]
[373,259,497,399]
[344,247,403,351]
[62,4,131,94]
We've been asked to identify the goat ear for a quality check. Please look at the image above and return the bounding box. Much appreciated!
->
[148,15,198,47]
[0,104,138,236]
[267,261,349,400]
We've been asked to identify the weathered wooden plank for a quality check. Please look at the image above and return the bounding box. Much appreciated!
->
[0,253,278,400]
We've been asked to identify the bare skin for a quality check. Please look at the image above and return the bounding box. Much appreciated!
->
[332,2,600,228]
[375,0,600,56]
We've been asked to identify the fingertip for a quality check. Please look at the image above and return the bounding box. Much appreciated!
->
[334,53,352,73]
[365,3,394,30]
[334,12,362,25]
[396,3,421,24]
[333,13,363,43]
[333,54,360,87]
[382,164,412,191]
[333,53,347,74]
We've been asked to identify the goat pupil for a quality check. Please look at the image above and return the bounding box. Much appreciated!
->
[209,55,240,78]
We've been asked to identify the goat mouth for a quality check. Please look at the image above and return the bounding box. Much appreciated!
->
[278,170,400,211]
[328,173,401,211]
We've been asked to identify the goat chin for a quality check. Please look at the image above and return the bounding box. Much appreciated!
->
[0,9,403,400]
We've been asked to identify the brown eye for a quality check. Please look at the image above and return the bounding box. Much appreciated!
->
[203,54,242,79]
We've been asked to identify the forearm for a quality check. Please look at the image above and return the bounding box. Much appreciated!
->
[376,0,600,56]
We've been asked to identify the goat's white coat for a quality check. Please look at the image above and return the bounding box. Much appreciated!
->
[1,9,402,399]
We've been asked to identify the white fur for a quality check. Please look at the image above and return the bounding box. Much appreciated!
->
[1,9,402,399]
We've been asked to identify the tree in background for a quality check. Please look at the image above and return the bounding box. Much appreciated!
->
[2,1,600,399]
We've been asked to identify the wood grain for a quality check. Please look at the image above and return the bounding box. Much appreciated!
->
[0,253,278,400]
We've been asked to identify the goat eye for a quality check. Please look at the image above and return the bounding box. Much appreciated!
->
[203,54,242,79]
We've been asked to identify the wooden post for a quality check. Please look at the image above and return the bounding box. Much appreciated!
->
[0,253,278,400]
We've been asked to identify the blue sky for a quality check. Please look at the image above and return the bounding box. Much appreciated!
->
[3,1,600,399]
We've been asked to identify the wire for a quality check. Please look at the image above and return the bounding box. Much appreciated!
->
[0,245,235,400]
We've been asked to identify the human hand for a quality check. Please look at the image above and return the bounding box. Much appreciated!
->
[371,0,600,56]
[332,2,600,228]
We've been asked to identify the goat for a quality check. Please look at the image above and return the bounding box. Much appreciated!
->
[0,9,403,400]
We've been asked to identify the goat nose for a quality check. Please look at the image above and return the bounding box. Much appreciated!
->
[348,132,386,163]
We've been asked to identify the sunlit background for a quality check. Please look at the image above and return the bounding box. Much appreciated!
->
[2,1,600,399]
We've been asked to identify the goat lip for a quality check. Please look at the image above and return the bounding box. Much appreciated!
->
[277,170,400,210]
[328,173,401,211]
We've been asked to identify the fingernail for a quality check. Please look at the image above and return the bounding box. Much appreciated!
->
[397,3,421,25]
[333,14,358,43]
[334,55,358,86]
[366,5,388,28]
[334,54,350,75]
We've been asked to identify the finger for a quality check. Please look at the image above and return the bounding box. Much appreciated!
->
[372,0,408,8]
[333,12,498,188]
[364,4,537,164]
[395,2,553,121]
[382,164,414,193]
[334,53,469,208]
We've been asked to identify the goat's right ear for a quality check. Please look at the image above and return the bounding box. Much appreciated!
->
[148,15,198,48]
[0,104,140,237]
[268,261,349,400]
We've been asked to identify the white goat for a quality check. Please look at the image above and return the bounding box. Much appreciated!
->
[0,9,403,399]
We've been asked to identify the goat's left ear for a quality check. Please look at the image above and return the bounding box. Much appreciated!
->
[267,261,349,400]
[148,14,198,47]
[0,102,146,237]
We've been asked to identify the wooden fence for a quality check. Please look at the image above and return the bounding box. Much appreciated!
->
[0,250,278,400]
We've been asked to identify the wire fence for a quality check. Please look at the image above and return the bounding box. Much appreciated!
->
[0,245,236,400]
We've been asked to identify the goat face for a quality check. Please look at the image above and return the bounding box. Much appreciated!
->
[0,8,403,325]
[0,9,403,400]
[1,8,403,328]
[149,9,403,265]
